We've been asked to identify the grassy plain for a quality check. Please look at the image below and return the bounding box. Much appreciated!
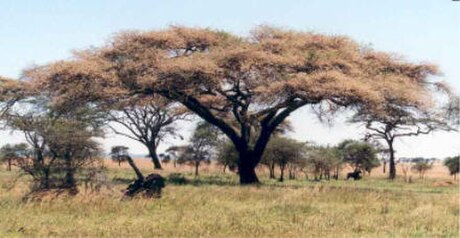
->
[0,160,458,237]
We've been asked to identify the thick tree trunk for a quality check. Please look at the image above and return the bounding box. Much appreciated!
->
[43,168,50,189]
[238,152,259,184]
[388,141,396,180]
[147,146,162,170]
[7,159,11,171]
[63,155,76,189]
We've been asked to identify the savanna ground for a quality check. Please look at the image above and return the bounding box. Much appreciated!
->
[0,159,458,238]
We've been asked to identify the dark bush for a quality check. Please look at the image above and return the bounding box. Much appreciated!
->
[167,173,188,185]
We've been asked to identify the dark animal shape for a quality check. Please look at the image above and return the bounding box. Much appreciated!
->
[125,173,166,198]
[346,170,362,180]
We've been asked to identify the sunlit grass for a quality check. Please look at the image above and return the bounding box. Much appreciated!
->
[0,165,458,237]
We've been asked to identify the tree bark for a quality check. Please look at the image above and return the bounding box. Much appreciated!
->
[387,140,396,180]
[63,154,76,189]
[195,162,200,176]
[268,162,275,179]
[7,159,11,171]
[238,151,260,184]
[279,164,285,182]
[147,145,162,170]
[43,168,50,189]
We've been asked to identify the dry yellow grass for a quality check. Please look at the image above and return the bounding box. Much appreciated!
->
[0,160,458,237]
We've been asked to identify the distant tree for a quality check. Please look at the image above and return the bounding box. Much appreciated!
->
[304,145,343,181]
[110,146,144,182]
[216,141,239,173]
[261,137,304,182]
[337,139,380,175]
[161,145,184,168]
[351,82,457,179]
[411,161,433,179]
[107,97,186,170]
[177,121,221,176]
[444,156,460,180]
[0,143,30,171]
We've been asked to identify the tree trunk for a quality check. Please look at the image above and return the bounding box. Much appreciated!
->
[147,145,162,170]
[238,151,260,184]
[63,154,76,189]
[43,168,50,189]
[268,162,275,179]
[195,162,200,176]
[388,141,396,180]
[7,159,11,171]
[383,160,386,174]
[279,164,285,182]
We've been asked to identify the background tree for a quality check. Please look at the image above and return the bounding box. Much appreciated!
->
[110,146,144,182]
[176,121,221,176]
[216,141,239,173]
[261,137,304,181]
[33,26,447,184]
[107,97,186,169]
[160,145,184,168]
[1,77,104,192]
[0,143,30,171]
[444,156,459,180]
[411,161,432,179]
[337,139,380,175]
[304,145,342,181]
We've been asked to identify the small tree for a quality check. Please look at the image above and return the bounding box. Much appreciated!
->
[110,146,144,182]
[337,139,380,175]
[161,145,183,168]
[261,137,304,182]
[444,156,460,180]
[177,121,221,176]
[107,97,186,170]
[0,143,30,171]
[411,160,433,179]
[304,145,342,181]
[216,141,239,173]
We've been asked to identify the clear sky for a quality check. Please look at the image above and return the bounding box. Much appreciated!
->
[0,0,459,158]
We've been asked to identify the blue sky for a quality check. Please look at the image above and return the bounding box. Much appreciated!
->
[0,0,459,157]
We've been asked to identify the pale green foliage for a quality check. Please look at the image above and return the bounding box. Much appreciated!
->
[337,139,380,174]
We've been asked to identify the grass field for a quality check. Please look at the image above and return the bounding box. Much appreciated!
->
[0,160,458,237]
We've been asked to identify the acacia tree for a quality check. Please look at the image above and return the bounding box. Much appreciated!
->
[261,137,304,182]
[32,26,446,184]
[0,143,30,171]
[107,97,185,169]
[352,98,456,179]
[337,139,380,175]
[177,121,220,176]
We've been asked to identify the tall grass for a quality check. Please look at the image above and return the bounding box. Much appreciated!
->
[0,166,458,237]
